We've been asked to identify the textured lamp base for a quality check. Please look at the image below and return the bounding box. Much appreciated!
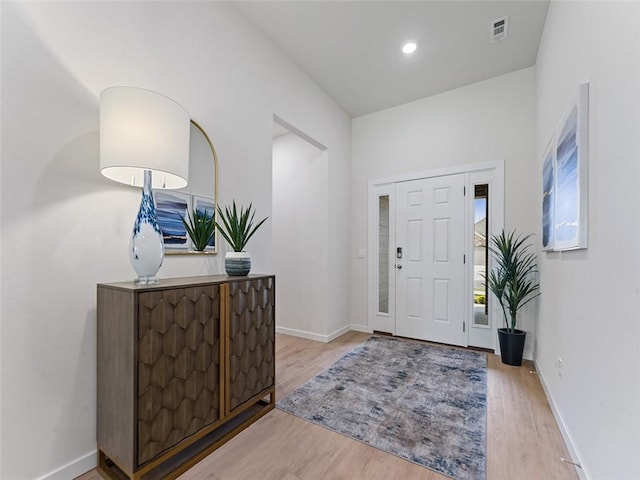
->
[130,170,164,283]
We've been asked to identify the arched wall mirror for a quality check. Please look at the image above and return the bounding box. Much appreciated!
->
[155,120,218,255]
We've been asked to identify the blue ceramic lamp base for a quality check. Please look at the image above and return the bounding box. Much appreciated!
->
[130,170,164,284]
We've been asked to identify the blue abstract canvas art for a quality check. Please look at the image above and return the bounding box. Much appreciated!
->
[555,105,579,244]
[542,138,555,251]
[542,82,588,251]
[155,190,190,250]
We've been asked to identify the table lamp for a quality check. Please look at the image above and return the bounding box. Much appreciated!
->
[100,86,190,284]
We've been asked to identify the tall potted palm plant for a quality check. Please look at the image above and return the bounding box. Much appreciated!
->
[215,201,268,276]
[486,229,540,366]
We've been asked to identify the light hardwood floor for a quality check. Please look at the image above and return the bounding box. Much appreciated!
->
[79,331,579,480]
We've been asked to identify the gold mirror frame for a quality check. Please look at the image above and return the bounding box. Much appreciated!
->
[165,119,218,255]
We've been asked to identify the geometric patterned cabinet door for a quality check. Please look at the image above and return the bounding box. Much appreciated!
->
[137,286,221,465]
[227,277,275,412]
[97,275,275,480]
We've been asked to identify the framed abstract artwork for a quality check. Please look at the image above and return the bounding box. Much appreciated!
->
[541,137,555,251]
[542,82,589,251]
[154,190,191,250]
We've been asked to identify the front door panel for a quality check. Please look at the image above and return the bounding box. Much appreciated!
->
[395,174,465,346]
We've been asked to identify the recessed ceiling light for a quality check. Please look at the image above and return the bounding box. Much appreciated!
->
[402,41,417,54]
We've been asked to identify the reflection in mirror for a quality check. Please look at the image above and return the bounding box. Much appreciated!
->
[162,120,218,255]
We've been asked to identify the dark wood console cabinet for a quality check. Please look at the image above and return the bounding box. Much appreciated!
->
[97,275,275,480]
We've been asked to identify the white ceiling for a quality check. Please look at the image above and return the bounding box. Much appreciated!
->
[234,1,549,118]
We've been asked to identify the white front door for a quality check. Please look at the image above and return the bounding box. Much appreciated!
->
[395,174,466,346]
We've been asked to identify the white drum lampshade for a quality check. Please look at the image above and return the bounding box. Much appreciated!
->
[99,86,190,284]
[100,86,190,188]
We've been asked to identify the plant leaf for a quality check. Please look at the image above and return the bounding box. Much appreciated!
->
[181,208,216,251]
[214,201,268,252]
[486,229,540,331]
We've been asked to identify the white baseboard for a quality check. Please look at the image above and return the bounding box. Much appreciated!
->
[37,450,96,480]
[534,361,590,480]
[276,324,373,343]
[326,324,352,342]
[275,325,333,343]
[349,323,373,334]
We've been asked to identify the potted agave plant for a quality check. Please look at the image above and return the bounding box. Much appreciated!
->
[181,209,216,252]
[215,201,268,276]
[486,229,541,366]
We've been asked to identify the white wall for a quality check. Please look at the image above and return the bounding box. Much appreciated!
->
[351,68,538,355]
[0,2,351,479]
[0,0,4,472]
[272,132,330,339]
[535,2,640,479]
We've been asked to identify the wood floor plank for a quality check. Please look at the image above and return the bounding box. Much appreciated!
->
[78,332,579,480]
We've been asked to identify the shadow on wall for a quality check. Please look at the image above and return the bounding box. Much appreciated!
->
[35,131,107,206]
[3,2,105,226]
[1,5,129,479]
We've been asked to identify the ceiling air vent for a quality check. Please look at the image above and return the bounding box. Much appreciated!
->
[490,15,509,43]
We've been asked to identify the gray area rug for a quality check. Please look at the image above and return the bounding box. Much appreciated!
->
[277,336,487,479]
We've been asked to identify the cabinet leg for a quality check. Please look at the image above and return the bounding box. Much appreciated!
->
[98,450,134,480]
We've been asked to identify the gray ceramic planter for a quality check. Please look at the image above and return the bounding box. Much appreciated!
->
[225,251,251,276]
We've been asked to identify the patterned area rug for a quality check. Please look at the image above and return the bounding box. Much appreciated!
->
[277,336,487,479]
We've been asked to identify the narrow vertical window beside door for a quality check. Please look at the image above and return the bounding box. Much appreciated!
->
[473,185,489,326]
[378,195,390,314]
